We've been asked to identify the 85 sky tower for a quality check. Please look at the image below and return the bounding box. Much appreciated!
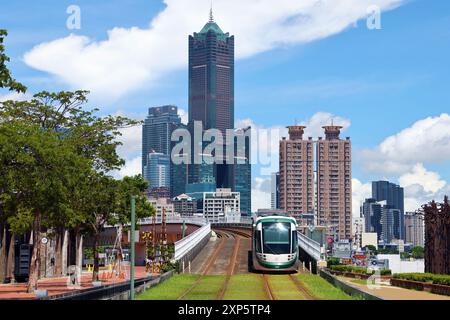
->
[187,9,251,215]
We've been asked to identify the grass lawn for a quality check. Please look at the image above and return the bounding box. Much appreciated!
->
[184,275,225,300]
[267,275,307,300]
[296,274,354,300]
[223,274,268,300]
[137,274,199,300]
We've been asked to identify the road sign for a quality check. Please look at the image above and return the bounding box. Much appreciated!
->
[41,237,48,244]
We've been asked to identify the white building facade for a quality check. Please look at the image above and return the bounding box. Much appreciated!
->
[203,188,240,223]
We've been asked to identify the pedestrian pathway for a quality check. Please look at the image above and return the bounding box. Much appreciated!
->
[0,266,151,300]
[338,276,450,300]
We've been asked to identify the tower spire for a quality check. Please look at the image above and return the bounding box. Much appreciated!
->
[209,1,214,23]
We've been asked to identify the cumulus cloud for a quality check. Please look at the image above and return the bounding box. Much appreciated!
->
[399,163,446,193]
[252,176,272,211]
[360,113,450,175]
[301,111,351,138]
[0,91,32,102]
[24,0,404,100]
[352,178,372,218]
[114,156,142,179]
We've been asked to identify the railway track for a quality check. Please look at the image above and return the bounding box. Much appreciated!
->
[178,227,316,300]
[178,230,230,300]
[288,274,317,300]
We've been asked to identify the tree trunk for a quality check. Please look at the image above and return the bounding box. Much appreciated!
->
[92,232,100,281]
[114,225,123,275]
[54,228,62,276]
[75,231,83,271]
[6,234,15,282]
[0,225,6,283]
[27,211,42,293]
[61,229,69,275]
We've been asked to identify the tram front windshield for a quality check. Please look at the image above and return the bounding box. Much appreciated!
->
[262,222,291,254]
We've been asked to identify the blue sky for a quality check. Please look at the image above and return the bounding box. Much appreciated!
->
[1,0,450,213]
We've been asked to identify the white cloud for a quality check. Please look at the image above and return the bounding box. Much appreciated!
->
[252,176,272,211]
[0,91,32,102]
[360,113,450,175]
[114,156,142,179]
[178,108,188,125]
[301,111,351,138]
[352,178,372,218]
[23,0,405,100]
[399,163,446,193]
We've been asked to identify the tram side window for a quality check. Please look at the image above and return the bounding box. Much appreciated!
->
[292,231,298,253]
[256,230,262,252]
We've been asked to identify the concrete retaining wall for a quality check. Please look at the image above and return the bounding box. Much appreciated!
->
[319,269,383,300]
[41,271,174,300]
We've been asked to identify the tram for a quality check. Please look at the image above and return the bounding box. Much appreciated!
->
[250,213,299,272]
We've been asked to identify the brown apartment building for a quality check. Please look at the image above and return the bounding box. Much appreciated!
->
[279,126,315,224]
[317,126,352,240]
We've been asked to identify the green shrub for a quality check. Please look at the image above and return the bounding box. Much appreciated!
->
[327,257,341,266]
[393,273,450,285]
[379,269,392,276]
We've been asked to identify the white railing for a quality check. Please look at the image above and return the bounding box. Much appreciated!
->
[209,216,253,225]
[173,223,211,260]
[138,216,209,226]
[298,231,322,261]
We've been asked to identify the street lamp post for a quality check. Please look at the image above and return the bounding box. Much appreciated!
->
[130,196,136,300]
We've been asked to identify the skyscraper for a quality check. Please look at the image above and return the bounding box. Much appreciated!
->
[270,172,280,209]
[362,198,383,237]
[188,9,250,214]
[279,126,315,224]
[372,181,405,240]
[143,151,170,189]
[188,9,234,133]
[141,105,185,197]
[316,126,352,240]
[405,212,425,247]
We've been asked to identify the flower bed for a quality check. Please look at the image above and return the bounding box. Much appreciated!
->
[391,273,450,296]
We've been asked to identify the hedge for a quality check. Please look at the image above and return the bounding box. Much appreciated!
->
[393,273,450,285]
[329,265,391,276]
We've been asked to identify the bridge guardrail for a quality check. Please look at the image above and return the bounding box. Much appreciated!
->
[173,223,211,261]
[297,231,322,261]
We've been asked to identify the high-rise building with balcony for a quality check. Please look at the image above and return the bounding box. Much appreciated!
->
[405,212,424,247]
[279,126,314,224]
[316,126,352,240]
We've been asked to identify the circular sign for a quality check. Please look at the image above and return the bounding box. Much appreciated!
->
[41,237,48,244]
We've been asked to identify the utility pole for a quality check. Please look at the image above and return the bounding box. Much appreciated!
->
[130,196,136,300]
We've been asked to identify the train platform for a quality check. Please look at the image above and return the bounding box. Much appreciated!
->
[0,266,152,300]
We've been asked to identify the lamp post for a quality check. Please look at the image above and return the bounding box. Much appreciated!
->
[130,196,136,300]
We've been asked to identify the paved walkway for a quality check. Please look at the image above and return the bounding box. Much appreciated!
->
[0,266,153,300]
[338,276,450,300]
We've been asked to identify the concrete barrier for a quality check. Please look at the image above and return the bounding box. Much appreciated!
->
[319,269,383,300]
[39,271,174,300]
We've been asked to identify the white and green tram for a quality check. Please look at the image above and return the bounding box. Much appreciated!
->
[250,214,299,272]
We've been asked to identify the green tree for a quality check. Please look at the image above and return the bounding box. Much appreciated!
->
[411,246,424,259]
[0,30,26,93]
